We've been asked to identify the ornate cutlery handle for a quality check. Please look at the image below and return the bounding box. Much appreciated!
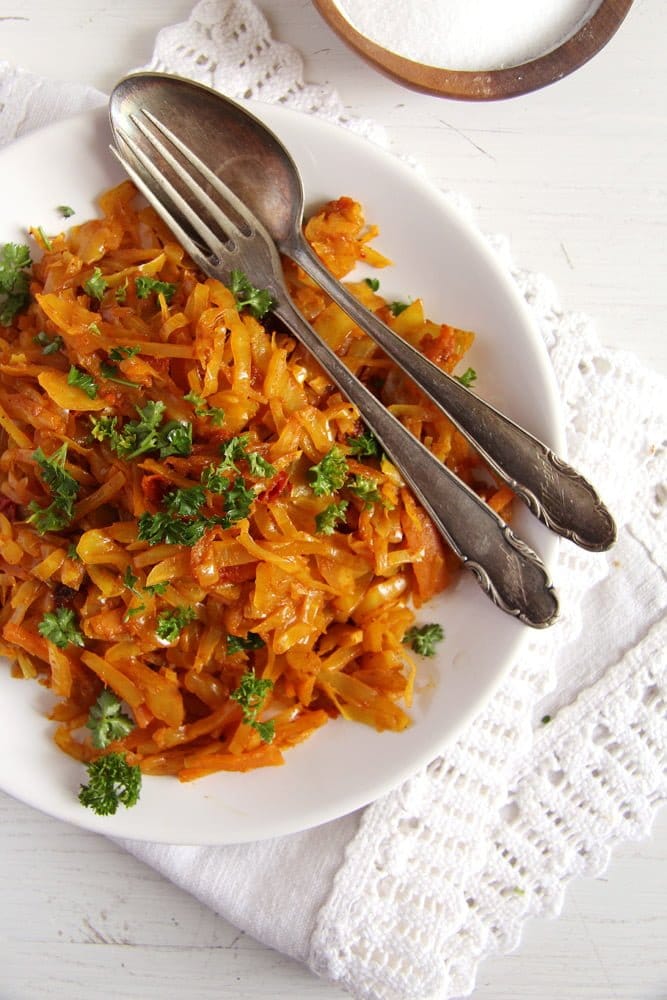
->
[274,294,559,629]
[289,240,615,553]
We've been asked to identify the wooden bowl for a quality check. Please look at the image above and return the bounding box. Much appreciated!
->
[312,0,634,100]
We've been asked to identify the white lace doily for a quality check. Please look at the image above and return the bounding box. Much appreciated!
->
[1,4,665,999]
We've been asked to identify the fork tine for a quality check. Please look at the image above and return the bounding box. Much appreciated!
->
[137,109,262,241]
[109,142,209,271]
[114,124,229,262]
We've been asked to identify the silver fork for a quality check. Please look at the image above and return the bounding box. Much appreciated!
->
[110,110,559,628]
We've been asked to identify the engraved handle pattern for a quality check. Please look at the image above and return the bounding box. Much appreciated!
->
[289,239,616,553]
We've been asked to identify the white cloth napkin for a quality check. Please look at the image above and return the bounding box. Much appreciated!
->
[1,3,665,999]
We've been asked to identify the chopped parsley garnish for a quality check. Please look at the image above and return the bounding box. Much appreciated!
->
[184,390,225,426]
[83,267,108,300]
[86,690,135,749]
[455,367,477,388]
[99,360,141,389]
[219,475,255,524]
[347,474,382,509]
[28,443,80,534]
[67,365,98,399]
[88,322,101,336]
[315,500,349,535]
[36,226,53,251]
[0,242,32,326]
[90,415,118,444]
[227,632,265,654]
[137,511,211,547]
[78,752,141,816]
[66,543,80,561]
[115,280,128,303]
[108,345,141,361]
[33,331,63,355]
[364,277,380,291]
[403,623,445,657]
[309,446,348,497]
[347,429,380,458]
[389,300,409,316]
[183,390,205,409]
[58,205,75,218]
[230,269,274,320]
[214,434,276,481]
[207,406,226,426]
[164,486,207,518]
[135,275,176,302]
[217,434,251,472]
[201,464,259,525]
[245,452,276,478]
[156,420,193,458]
[230,669,274,743]
[38,607,85,649]
[156,605,196,643]
[90,401,192,461]
[122,567,168,619]
[541,714,552,725]
[200,462,229,494]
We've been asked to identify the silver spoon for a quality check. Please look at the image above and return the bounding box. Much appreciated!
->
[109,71,615,554]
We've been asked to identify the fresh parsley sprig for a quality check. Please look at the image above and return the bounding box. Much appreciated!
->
[90,401,192,461]
[403,623,445,657]
[230,269,274,319]
[99,360,141,389]
[67,365,98,399]
[38,607,85,649]
[0,242,31,326]
[309,446,348,497]
[315,500,349,535]
[347,429,380,458]
[219,475,256,524]
[156,605,196,643]
[214,435,276,479]
[454,367,477,388]
[83,267,108,300]
[230,669,274,743]
[33,331,63,355]
[86,690,135,749]
[389,300,409,317]
[183,390,225,426]
[135,275,176,302]
[347,474,382,510]
[137,511,213,547]
[28,444,80,534]
[164,486,207,518]
[78,752,141,816]
[227,632,265,655]
[108,345,141,361]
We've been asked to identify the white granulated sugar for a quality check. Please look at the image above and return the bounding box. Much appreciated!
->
[334,0,603,71]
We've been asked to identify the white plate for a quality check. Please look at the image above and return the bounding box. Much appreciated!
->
[0,105,563,844]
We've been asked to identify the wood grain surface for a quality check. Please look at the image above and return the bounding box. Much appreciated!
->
[0,2,665,998]
[312,0,635,100]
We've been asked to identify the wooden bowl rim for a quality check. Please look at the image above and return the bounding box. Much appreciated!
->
[312,0,634,100]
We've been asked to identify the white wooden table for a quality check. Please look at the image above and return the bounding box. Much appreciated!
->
[1,2,665,998]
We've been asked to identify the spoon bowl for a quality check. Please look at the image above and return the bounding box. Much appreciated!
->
[110,72,303,247]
